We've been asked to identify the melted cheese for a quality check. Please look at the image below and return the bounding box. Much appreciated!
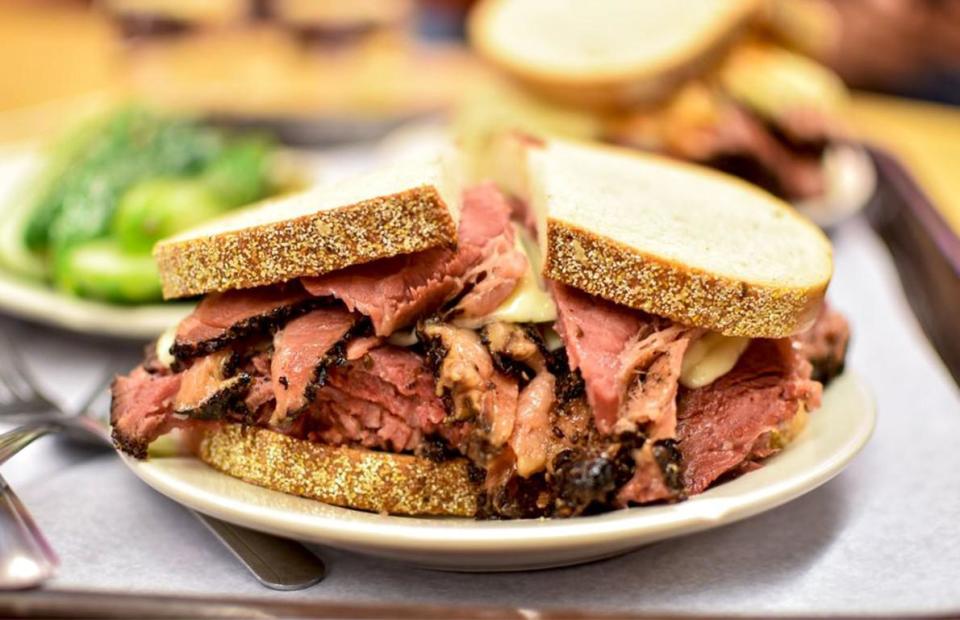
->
[155,324,177,369]
[387,329,418,347]
[542,326,564,351]
[454,225,557,328]
[680,332,751,389]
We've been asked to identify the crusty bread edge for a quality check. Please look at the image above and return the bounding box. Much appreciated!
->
[490,133,832,338]
[155,185,458,300]
[544,218,827,338]
[468,0,761,109]
[197,425,478,517]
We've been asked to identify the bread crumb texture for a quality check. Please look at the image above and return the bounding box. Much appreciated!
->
[199,425,478,517]
[156,187,457,299]
[545,221,825,338]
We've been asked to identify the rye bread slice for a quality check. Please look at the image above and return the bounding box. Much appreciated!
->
[492,134,833,338]
[198,425,478,517]
[154,154,462,299]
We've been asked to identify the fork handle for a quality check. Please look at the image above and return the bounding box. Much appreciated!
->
[0,424,59,467]
[0,474,58,589]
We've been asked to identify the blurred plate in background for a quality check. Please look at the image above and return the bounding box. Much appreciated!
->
[0,270,192,340]
[795,143,876,228]
[0,142,183,339]
[0,144,190,339]
[0,137,409,340]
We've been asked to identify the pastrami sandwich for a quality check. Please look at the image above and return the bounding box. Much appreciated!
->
[463,0,868,212]
[111,137,849,519]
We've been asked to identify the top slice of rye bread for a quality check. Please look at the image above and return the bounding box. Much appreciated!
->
[468,0,760,109]
[493,135,833,338]
[154,154,462,299]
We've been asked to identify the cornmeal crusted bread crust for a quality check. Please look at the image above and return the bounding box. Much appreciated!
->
[156,187,458,299]
[544,221,826,338]
[198,425,478,517]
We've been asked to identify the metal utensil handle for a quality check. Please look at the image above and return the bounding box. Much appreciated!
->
[0,424,58,466]
[194,513,325,591]
[0,474,58,590]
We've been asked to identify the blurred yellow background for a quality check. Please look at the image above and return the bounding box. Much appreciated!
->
[847,95,960,233]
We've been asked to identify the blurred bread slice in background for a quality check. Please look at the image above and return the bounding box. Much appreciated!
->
[121,26,483,127]
[469,0,762,109]
[460,0,864,212]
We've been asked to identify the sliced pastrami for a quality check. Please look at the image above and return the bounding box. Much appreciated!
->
[479,322,558,477]
[420,321,542,468]
[302,248,454,338]
[110,367,182,459]
[551,283,692,437]
[173,349,250,420]
[309,346,447,452]
[509,372,556,477]
[486,372,520,450]
[446,184,528,320]
[615,324,697,439]
[172,283,324,361]
[795,303,850,384]
[420,322,498,422]
[550,422,640,517]
[698,105,827,201]
[615,440,682,506]
[345,336,383,361]
[676,338,822,494]
[551,283,648,432]
[481,321,549,383]
[302,184,526,336]
[269,306,357,425]
[245,377,275,417]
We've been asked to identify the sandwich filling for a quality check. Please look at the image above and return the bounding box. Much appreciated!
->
[111,183,848,518]
[601,41,847,203]
[607,85,839,202]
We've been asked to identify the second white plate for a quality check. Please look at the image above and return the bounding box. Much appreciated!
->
[0,270,192,339]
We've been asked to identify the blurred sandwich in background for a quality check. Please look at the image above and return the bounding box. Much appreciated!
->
[461,0,873,222]
[102,0,250,37]
[103,0,485,143]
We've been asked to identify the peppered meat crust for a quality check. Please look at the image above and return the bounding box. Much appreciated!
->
[171,296,336,365]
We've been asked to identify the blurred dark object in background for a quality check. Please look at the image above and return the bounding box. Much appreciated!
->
[417,0,477,39]
[820,0,960,104]
[866,147,960,385]
[102,0,250,39]
[101,0,416,45]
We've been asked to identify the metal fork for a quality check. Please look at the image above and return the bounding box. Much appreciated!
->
[0,332,326,590]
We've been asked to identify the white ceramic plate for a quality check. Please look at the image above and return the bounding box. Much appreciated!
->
[0,145,187,338]
[0,145,334,340]
[122,372,874,572]
[0,270,193,339]
[796,144,877,229]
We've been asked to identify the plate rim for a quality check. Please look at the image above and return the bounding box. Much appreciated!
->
[0,270,191,339]
[121,372,875,555]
